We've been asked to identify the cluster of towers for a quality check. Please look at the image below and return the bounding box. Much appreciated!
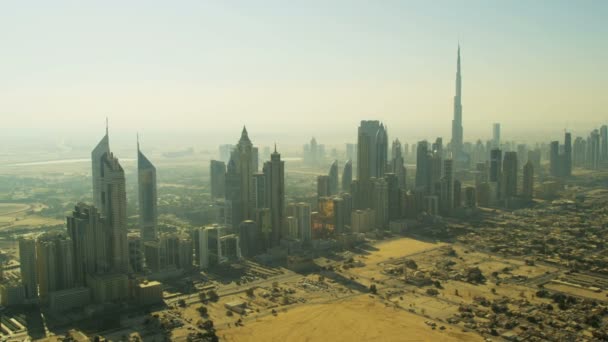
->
[210,127,303,255]
[13,124,161,309]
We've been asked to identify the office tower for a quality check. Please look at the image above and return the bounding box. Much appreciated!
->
[92,122,110,211]
[490,149,502,182]
[372,178,388,229]
[564,132,572,176]
[36,233,76,302]
[235,127,255,221]
[328,160,339,195]
[264,145,285,247]
[256,208,272,249]
[453,180,462,209]
[138,139,158,242]
[333,197,346,234]
[425,195,439,216]
[128,234,143,273]
[391,139,406,189]
[528,149,541,172]
[100,151,129,273]
[262,146,271,160]
[252,173,266,209]
[523,161,534,199]
[296,202,312,242]
[601,125,608,162]
[19,238,38,300]
[440,159,454,214]
[502,152,518,198]
[550,132,573,177]
[225,156,241,228]
[197,226,222,269]
[252,147,259,173]
[67,203,108,283]
[342,160,353,193]
[286,216,299,239]
[385,173,400,221]
[357,121,387,207]
[429,153,443,192]
[464,186,476,208]
[317,175,330,198]
[550,141,560,176]
[178,238,193,270]
[573,137,585,167]
[351,209,376,233]
[238,220,259,257]
[588,129,600,169]
[376,125,388,178]
[415,141,429,191]
[492,123,501,148]
[219,144,234,163]
[341,192,353,226]
[210,160,227,199]
[451,45,464,159]
[219,235,241,262]
[346,143,356,162]
[310,137,318,166]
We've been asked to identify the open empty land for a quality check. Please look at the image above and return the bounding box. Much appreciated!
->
[219,295,481,342]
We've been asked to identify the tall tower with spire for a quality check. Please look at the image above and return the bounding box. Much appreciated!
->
[92,119,110,210]
[263,144,285,247]
[451,45,464,159]
[236,126,255,222]
[137,135,158,242]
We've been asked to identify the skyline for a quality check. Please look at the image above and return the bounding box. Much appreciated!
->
[1,1,607,146]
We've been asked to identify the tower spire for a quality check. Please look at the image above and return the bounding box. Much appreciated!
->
[137,133,140,151]
[105,117,109,136]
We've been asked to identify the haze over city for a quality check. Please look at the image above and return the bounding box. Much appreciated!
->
[2,1,607,150]
[1,2,608,342]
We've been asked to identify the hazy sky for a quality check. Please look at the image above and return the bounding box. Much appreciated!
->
[1,1,607,147]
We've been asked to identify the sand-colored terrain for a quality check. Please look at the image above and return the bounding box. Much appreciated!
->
[219,294,482,342]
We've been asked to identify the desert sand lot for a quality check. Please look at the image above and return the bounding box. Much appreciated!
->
[0,203,31,215]
[218,294,482,342]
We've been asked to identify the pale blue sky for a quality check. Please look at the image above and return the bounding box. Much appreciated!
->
[1,1,606,146]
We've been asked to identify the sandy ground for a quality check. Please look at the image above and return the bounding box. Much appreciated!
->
[218,294,482,342]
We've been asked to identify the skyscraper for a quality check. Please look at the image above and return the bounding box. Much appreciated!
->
[138,138,158,242]
[91,125,129,274]
[100,152,129,273]
[391,139,406,190]
[492,123,501,148]
[19,237,38,300]
[264,145,285,247]
[371,178,388,229]
[317,175,330,198]
[92,121,110,210]
[236,127,255,221]
[357,121,387,207]
[600,125,608,162]
[296,202,312,242]
[342,160,353,193]
[328,160,339,195]
[36,232,76,302]
[67,203,108,283]
[415,141,430,192]
[502,152,518,198]
[451,45,464,159]
[523,161,534,199]
[490,149,502,183]
[440,159,454,215]
[210,160,226,199]
[225,156,241,227]
[564,132,572,176]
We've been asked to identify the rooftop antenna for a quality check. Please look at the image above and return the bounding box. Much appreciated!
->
[137,132,140,151]
[105,117,109,135]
